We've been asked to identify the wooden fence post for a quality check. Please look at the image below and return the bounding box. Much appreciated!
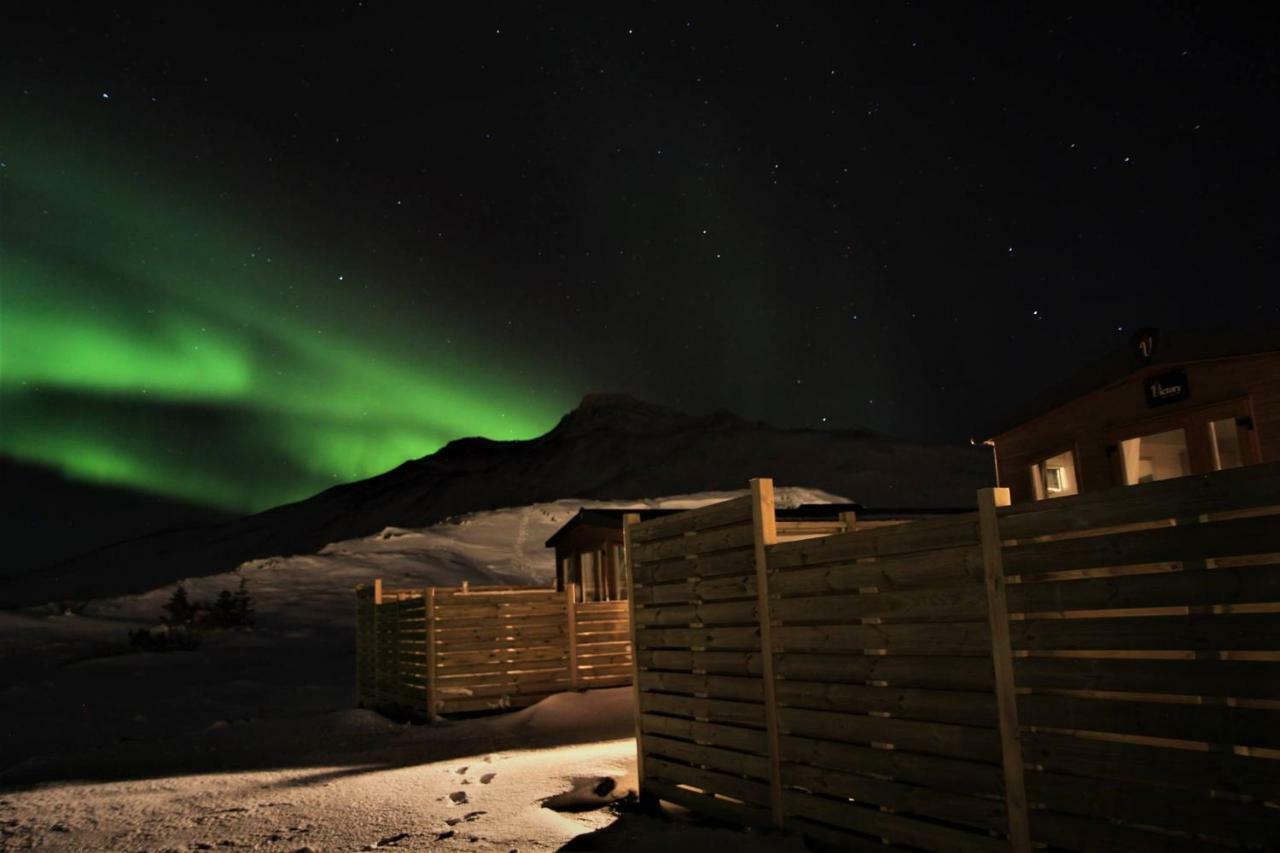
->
[424,586,437,720]
[621,512,651,806]
[749,478,785,830]
[566,582,580,690]
[977,488,1031,853]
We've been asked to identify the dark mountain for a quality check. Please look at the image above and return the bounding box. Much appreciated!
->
[0,394,994,607]
[0,457,233,579]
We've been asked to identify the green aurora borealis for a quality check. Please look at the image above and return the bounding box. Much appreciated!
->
[1,130,574,513]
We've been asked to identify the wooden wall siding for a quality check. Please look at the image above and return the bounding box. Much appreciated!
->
[625,462,1280,852]
[995,352,1280,503]
[354,584,632,717]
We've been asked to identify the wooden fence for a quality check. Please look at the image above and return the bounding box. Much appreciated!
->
[356,582,631,717]
[625,462,1280,851]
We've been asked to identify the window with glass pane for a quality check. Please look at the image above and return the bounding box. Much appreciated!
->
[1209,418,1244,471]
[1030,450,1079,500]
[1120,428,1190,485]
[579,550,597,601]
[559,557,574,593]
[610,544,627,600]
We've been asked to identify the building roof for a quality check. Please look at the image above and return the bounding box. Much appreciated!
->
[544,502,972,548]
[981,326,1280,442]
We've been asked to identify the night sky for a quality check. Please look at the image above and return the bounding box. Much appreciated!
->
[2,4,1277,513]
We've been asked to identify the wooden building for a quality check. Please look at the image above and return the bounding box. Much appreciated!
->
[985,328,1280,504]
[546,502,964,601]
[546,509,679,602]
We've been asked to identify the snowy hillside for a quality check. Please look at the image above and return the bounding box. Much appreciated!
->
[0,392,989,607]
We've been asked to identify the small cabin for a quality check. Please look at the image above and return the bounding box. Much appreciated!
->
[546,502,967,601]
[985,328,1280,505]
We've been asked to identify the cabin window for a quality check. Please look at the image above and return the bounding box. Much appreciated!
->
[579,550,598,602]
[611,544,627,600]
[1030,450,1079,500]
[1209,418,1244,471]
[1120,428,1190,485]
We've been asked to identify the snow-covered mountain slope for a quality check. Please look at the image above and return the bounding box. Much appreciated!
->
[0,392,990,606]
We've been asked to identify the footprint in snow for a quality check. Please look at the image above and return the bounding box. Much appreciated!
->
[445,811,487,826]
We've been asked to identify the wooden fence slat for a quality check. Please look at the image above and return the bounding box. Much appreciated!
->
[1002,513,1280,577]
[767,544,985,595]
[641,548,757,583]
[775,652,995,691]
[775,680,998,727]
[1022,730,1280,800]
[647,757,774,808]
[767,515,981,569]
[643,779,774,829]
[1025,769,1279,847]
[776,706,1003,763]
[1012,656,1280,699]
[643,733,773,779]
[640,691,768,727]
[779,734,1005,797]
[770,584,988,623]
[1011,612,1280,650]
[630,522,757,563]
[639,713,769,753]
[781,790,1008,853]
[772,621,993,654]
[638,671,765,702]
[1017,692,1280,748]
[783,762,1009,833]
[1007,563,1280,613]
[629,495,754,543]
[1029,809,1236,852]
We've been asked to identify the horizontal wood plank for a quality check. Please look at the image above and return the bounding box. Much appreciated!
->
[781,790,1007,853]
[779,734,1004,797]
[629,496,753,543]
[1007,564,1280,613]
[1017,692,1280,748]
[1022,730,1280,800]
[771,584,988,623]
[775,680,998,727]
[774,621,992,654]
[777,706,1003,763]
[1012,656,1280,699]
[1011,613,1280,651]
[1003,514,1280,577]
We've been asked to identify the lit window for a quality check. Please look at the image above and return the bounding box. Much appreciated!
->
[1120,428,1190,485]
[1209,418,1244,471]
[1031,450,1079,500]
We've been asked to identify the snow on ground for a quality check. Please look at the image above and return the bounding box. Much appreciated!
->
[0,489,839,851]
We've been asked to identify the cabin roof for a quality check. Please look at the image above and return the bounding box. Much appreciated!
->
[980,327,1280,443]
[544,502,972,548]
